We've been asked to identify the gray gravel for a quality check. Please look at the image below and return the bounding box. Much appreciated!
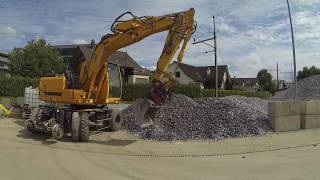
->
[272,75,320,101]
[122,94,272,141]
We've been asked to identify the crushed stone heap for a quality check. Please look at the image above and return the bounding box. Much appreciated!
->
[122,94,272,141]
[272,75,320,101]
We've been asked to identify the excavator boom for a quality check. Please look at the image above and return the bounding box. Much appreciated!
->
[39,8,196,127]
[79,8,195,104]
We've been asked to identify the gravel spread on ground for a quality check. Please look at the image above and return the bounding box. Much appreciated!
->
[122,94,272,141]
[272,75,320,101]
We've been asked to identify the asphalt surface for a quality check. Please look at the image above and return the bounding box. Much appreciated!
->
[1,117,320,180]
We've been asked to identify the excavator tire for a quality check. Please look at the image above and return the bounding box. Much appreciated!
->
[111,109,123,131]
[79,112,89,142]
[71,112,80,142]
[25,107,41,134]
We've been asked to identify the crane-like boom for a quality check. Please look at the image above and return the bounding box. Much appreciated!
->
[79,8,195,104]
[39,8,195,107]
[29,9,196,141]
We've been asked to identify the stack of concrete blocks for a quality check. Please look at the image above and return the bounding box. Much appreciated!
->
[268,101,301,132]
[300,101,320,129]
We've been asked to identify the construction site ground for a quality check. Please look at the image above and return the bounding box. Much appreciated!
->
[1,117,320,180]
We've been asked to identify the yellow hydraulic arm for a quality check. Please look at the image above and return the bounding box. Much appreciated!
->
[0,103,11,116]
[39,8,195,107]
[79,8,195,104]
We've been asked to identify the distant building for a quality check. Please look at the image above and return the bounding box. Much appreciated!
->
[52,42,151,85]
[0,51,9,75]
[232,77,259,91]
[168,61,232,89]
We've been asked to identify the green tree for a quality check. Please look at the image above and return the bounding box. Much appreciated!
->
[297,66,320,80]
[8,39,65,78]
[257,69,273,92]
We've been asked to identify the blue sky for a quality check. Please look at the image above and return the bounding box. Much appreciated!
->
[0,0,319,80]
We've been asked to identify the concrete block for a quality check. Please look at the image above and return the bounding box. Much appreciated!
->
[269,115,301,132]
[268,101,300,117]
[300,100,320,115]
[301,114,320,129]
[0,97,11,108]
[16,97,24,106]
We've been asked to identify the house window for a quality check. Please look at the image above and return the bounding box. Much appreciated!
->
[175,71,180,78]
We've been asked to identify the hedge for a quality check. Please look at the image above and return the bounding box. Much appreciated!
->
[0,75,39,97]
[201,89,270,99]
[121,84,152,101]
[122,84,270,101]
[0,76,270,100]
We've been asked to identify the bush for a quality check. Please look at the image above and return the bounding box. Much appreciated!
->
[172,84,201,98]
[121,84,270,101]
[201,89,270,99]
[121,84,201,101]
[122,84,152,101]
[0,75,39,97]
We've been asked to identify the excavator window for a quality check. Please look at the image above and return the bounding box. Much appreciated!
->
[108,63,121,98]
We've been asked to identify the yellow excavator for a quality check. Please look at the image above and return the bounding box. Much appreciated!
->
[25,8,196,141]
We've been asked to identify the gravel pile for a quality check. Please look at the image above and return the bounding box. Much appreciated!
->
[272,75,320,101]
[122,94,272,141]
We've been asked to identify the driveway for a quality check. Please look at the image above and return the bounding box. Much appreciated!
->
[1,117,320,180]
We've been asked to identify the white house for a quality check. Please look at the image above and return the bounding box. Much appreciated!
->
[168,61,231,89]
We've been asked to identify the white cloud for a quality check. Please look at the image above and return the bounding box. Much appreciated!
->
[0,26,24,38]
[1,0,320,81]
[71,39,88,44]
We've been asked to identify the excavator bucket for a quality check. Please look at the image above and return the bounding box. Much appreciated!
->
[131,98,155,128]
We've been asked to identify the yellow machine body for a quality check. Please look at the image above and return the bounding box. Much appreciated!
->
[39,8,195,107]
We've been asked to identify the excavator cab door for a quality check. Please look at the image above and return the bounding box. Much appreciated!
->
[108,63,122,98]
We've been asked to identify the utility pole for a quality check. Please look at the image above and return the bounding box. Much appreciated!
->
[276,63,279,90]
[287,0,297,97]
[193,16,218,97]
[213,16,218,98]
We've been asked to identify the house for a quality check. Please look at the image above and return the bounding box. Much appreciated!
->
[52,41,151,85]
[232,77,259,91]
[0,51,9,75]
[167,61,232,89]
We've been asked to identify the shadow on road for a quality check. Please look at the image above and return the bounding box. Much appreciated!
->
[89,139,137,146]
[15,129,74,145]
[12,119,25,127]
[16,128,136,147]
[16,129,59,145]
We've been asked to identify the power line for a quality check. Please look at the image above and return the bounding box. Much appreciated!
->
[0,15,115,22]
[0,32,104,36]
[0,21,113,26]
[0,5,116,19]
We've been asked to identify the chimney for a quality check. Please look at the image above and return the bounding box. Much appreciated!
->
[90,39,95,48]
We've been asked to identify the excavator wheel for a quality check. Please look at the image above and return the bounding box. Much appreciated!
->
[79,112,89,142]
[25,108,42,134]
[71,112,80,142]
[111,109,123,131]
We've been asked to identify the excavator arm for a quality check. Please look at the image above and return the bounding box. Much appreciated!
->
[79,8,195,105]
[39,8,195,127]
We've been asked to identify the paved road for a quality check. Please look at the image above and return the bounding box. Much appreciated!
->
[1,117,320,180]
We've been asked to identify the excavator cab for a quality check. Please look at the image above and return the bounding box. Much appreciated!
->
[108,63,122,99]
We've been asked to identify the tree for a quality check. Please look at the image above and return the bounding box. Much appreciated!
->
[8,39,65,78]
[257,69,273,92]
[297,66,320,80]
